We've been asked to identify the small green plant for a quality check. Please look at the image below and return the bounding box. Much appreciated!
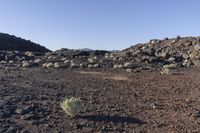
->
[60,97,83,117]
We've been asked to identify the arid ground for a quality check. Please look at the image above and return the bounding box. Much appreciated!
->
[1,67,200,133]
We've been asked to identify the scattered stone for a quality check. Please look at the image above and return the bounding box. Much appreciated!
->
[88,58,94,63]
[104,53,110,59]
[163,64,178,69]
[168,57,176,62]
[88,64,93,68]
[46,62,54,68]
[70,62,78,68]
[8,60,14,64]
[64,60,70,64]
[61,57,67,61]
[25,51,34,57]
[126,68,132,73]
[123,62,132,68]
[93,64,99,68]
[160,68,177,75]
[34,59,41,63]
[113,64,123,69]
[151,102,164,109]
[194,111,200,118]
[22,61,30,68]
[21,114,40,120]
[150,39,160,44]
[15,108,26,115]
[54,62,61,68]
[182,60,191,67]
[5,52,16,61]
[0,60,6,64]
[42,63,47,68]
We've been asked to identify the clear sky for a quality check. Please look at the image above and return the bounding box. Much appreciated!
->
[0,0,200,51]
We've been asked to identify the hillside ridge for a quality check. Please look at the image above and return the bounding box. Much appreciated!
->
[0,33,50,52]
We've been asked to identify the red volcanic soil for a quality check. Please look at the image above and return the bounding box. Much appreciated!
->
[1,68,200,132]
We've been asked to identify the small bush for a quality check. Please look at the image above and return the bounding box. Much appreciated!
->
[60,97,83,117]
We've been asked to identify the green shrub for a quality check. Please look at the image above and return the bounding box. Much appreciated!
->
[60,97,83,117]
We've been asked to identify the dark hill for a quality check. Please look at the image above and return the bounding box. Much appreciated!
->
[0,33,51,52]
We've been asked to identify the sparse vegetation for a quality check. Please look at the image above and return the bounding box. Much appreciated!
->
[60,97,83,117]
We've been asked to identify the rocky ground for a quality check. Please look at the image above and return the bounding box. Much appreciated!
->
[1,35,200,132]
[1,67,200,132]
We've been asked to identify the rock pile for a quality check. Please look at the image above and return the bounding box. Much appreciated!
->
[115,36,200,72]
[1,35,200,73]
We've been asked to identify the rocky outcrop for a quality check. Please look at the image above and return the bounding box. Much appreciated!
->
[1,34,200,73]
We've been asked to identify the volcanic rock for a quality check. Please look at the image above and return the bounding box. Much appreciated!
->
[0,33,50,52]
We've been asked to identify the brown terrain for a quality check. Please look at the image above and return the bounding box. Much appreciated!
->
[1,33,200,132]
[1,68,200,133]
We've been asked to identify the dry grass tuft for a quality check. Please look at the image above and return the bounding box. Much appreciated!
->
[60,97,83,117]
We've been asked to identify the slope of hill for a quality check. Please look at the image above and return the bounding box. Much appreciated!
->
[0,33,50,52]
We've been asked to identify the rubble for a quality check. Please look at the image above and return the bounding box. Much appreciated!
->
[0,35,200,73]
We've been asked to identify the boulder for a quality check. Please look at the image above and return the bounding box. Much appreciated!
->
[113,64,123,69]
[22,61,30,68]
[5,52,17,61]
[22,61,38,68]
[123,62,132,68]
[163,63,178,69]
[93,64,99,68]
[70,62,79,68]
[25,51,34,57]
[64,60,70,64]
[126,68,133,73]
[160,68,176,75]
[54,62,61,68]
[42,62,54,68]
[88,64,93,68]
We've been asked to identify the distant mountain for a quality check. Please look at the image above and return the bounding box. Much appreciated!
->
[0,33,51,52]
[76,48,94,52]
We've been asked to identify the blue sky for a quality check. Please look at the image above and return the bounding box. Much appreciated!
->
[0,0,200,50]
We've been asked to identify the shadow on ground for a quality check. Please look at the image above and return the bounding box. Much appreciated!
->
[78,115,144,124]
